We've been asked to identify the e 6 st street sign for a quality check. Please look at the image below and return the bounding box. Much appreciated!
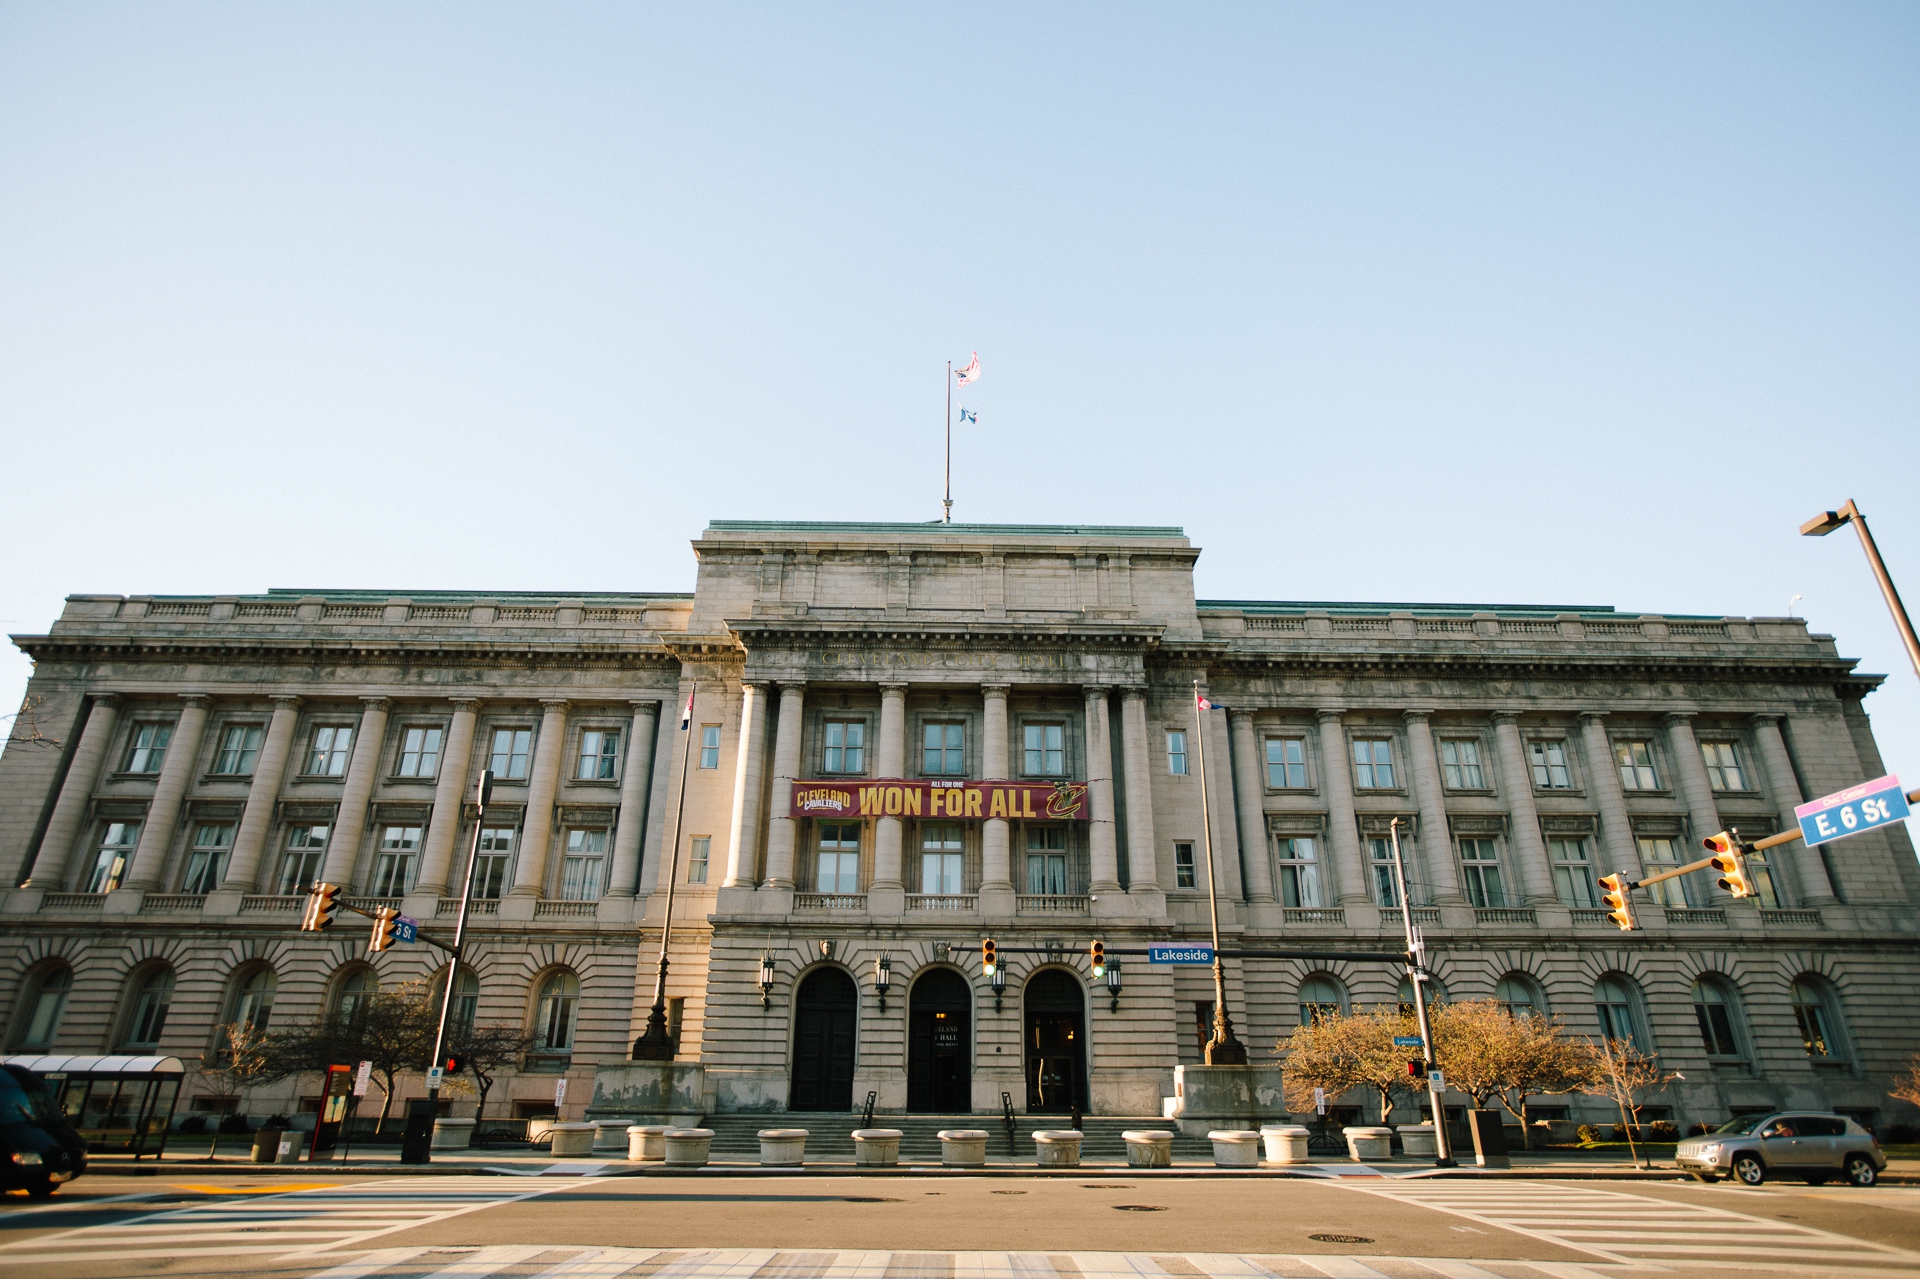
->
[1796,775,1911,848]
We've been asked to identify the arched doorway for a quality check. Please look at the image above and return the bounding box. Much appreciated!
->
[907,967,971,1112]
[1025,968,1086,1113]
[790,968,857,1112]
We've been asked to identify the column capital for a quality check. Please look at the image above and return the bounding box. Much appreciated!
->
[1490,710,1522,727]
[776,680,806,693]
[1315,708,1346,724]
[179,693,212,709]
[1082,684,1111,703]
[89,692,122,709]
[1119,685,1149,701]
[629,697,663,714]
[980,683,1010,697]
[1662,710,1696,727]
[1578,710,1609,726]
[361,696,393,712]
[1749,711,1784,727]
[1401,708,1434,723]
[740,679,771,692]
[268,694,304,711]
[879,682,909,697]
[538,698,570,713]
[449,697,482,713]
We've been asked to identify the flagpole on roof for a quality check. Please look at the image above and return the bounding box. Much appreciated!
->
[944,360,953,523]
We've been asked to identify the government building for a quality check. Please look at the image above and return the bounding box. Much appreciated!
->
[3,519,1917,1133]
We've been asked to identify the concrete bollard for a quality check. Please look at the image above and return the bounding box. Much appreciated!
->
[852,1129,903,1166]
[663,1128,715,1167]
[937,1129,989,1168]
[758,1128,809,1167]
[1032,1130,1083,1167]
[627,1125,669,1161]
[1122,1130,1174,1168]
[1396,1124,1438,1158]
[431,1118,476,1151]
[1208,1130,1261,1167]
[1260,1125,1311,1164]
[1343,1126,1394,1162]
[550,1122,596,1156]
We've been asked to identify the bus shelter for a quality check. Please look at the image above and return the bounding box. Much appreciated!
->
[2,1054,186,1159]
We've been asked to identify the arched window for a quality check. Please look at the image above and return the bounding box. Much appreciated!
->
[535,972,580,1053]
[1691,978,1743,1058]
[231,968,277,1034]
[16,966,72,1049]
[1495,974,1540,1019]
[1790,976,1846,1059]
[450,970,479,1037]
[333,969,378,1031]
[1298,975,1345,1026]
[1593,975,1642,1048]
[125,968,175,1049]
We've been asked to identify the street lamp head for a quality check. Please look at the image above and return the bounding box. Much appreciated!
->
[1801,510,1850,537]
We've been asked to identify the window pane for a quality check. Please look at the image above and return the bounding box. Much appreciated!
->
[1174,841,1196,888]
[700,726,720,769]
[1168,731,1187,775]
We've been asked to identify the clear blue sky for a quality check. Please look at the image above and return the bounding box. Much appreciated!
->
[3,4,1917,787]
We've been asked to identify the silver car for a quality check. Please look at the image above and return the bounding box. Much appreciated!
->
[1675,1111,1886,1187]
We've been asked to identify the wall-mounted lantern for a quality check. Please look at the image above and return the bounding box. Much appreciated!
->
[990,963,1007,1013]
[1106,960,1123,1013]
[758,951,776,1009]
[875,953,893,1012]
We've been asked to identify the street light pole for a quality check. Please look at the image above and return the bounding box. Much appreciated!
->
[1802,499,1920,682]
[1192,681,1247,1065]
[427,769,493,1122]
[1388,819,1453,1166]
[634,690,697,1059]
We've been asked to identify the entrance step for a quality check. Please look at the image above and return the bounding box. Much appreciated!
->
[694,1113,1216,1161]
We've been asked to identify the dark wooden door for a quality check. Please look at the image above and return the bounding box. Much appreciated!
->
[1024,968,1087,1113]
[907,968,971,1112]
[790,967,857,1112]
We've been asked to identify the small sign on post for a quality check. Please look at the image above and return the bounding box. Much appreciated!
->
[1428,1070,1446,1092]
[425,1066,444,1088]
[1313,1087,1327,1116]
[1796,775,1910,848]
[353,1060,372,1097]
[554,1078,568,1107]
[1393,1035,1425,1048]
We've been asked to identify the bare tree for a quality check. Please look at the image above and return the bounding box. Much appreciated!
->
[263,981,438,1132]
[1582,1036,1679,1168]
[451,1022,533,1126]
[195,1021,277,1158]
[1492,1012,1600,1149]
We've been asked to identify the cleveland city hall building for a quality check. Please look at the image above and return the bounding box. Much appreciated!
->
[3,519,1918,1132]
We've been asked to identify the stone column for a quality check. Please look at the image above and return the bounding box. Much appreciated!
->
[870,683,908,903]
[224,696,303,893]
[1401,711,1465,903]
[321,697,391,889]
[980,684,1014,910]
[1228,710,1276,903]
[509,699,570,897]
[1751,713,1837,904]
[123,694,212,890]
[34,695,120,890]
[724,682,771,888]
[1490,712,1552,903]
[1085,687,1122,894]
[1315,710,1367,904]
[1203,703,1244,901]
[761,683,806,888]
[415,699,480,895]
[1664,712,1723,844]
[1580,712,1646,880]
[607,699,662,898]
[1119,688,1159,892]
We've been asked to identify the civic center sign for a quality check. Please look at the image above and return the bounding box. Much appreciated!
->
[790,779,1089,820]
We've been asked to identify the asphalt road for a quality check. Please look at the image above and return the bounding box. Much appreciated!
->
[4,1172,1919,1279]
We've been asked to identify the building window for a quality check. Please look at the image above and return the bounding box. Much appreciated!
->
[1265,737,1307,788]
[1458,838,1505,908]
[823,720,865,773]
[1351,739,1395,789]
[125,723,173,774]
[1692,980,1742,1057]
[87,821,141,893]
[535,971,580,1053]
[306,725,354,777]
[1745,847,1785,909]
[699,726,721,769]
[922,722,965,776]
[1593,975,1642,1047]
[1615,740,1659,791]
[125,968,175,1049]
[1275,837,1322,908]
[1550,838,1597,908]
[232,968,277,1035]
[577,729,620,781]
[1701,742,1747,791]
[334,969,377,1032]
[1166,730,1188,775]
[1440,739,1484,789]
[1023,724,1065,776]
[448,970,479,1038]
[182,823,234,894]
[473,828,515,898]
[1636,836,1700,907]
[278,825,330,895]
[920,823,964,892]
[1790,976,1843,1058]
[1173,841,1197,888]
[561,828,607,900]
[1367,837,1401,907]
[489,728,532,779]
[397,727,443,779]
[687,835,711,883]
[213,725,263,776]
[1494,974,1538,1019]
[372,827,421,897]
[815,823,860,893]
[1026,826,1067,894]
[17,968,73,1049]
[1298,975,1344,1026]
[1529,740,1573,789]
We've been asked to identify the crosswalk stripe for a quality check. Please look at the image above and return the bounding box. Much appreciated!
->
[423,1245,555,1276]
[1294,1259,1390,1279]
[306,1249,435,1279]
[530,1248,666,1279]
[1406,1262,1507,1279]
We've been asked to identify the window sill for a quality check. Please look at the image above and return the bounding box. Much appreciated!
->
[200,773,255,784]
[1531,787,1587,799]
[1262,786,1318,796]
[1620,788,1676,799]
[1442,787,1497,797]
[1353,787,1407,797]
[564,778,621,788]
[1710,789,1765,800]
[384,776,438,786]
[289,775,349,784]
[107,772,162,783]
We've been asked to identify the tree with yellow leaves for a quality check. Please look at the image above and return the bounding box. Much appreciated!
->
[1276,1004,1424,1125]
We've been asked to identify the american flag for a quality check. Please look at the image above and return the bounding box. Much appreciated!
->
[954,352,980,386]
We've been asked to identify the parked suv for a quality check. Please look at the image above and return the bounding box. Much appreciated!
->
[0,1064,86,1197]
[1676,1112,1885,1187]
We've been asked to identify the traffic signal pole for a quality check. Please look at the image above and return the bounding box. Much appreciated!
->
[425,770,494,1129]
[1388,819,1453,1166]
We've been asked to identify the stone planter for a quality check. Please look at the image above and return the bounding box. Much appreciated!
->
[1260,1125,1311,1164]
[592,1120,631,1152]
[627,1124,669,1161]
[664,1127,715,1167]
[432,1118,476,1151]
[1208,1129,1261,1167]
[758,1128,809,1167]
[1032,1130,1083,1167]
[1122,1130,1174,1167]
[550,1122,596,1156]
[937,1129,988,1167]
[1396,1124,1438,1158]
[852,1129,902,1166]
[1343,1126,1394,1162]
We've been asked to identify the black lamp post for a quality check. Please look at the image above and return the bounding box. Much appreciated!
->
[875,953,892,1012]
[758,951,775,1010]
[1106,960,1122,1013]
[990,963,1006,1012]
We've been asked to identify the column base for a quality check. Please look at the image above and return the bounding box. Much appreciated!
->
[867,882,906,917]
[495,894,539,921]
[104,888,145,915]
[977,882,1016,918]
[200,888,244,917]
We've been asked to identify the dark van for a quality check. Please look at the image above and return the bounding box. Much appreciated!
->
[0,1064,86,1196]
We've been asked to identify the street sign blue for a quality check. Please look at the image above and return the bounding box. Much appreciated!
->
[1795,775,1910,848]
[394,915,419,944]
[1147,944,1214,965]
[1393,1035,1425,1047]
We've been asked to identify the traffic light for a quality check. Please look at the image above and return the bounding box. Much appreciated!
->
[981,938,997,976]
[1089,940,1106,979]
[301,882,340,931]
[1407,1059,1426,1077]
[1598,873,1638,932]
[443,1053,464,1074]
[1705,831,1752,898]
[368,907,399,954]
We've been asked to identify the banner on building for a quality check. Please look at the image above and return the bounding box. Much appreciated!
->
[790,779,1089,821]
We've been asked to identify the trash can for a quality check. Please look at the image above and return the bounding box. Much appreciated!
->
[399,1100,437,1166]
[250,1126,286,1164]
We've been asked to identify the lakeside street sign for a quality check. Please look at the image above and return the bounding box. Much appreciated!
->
[1796,775,1910,848]
[1147,944,1215,965]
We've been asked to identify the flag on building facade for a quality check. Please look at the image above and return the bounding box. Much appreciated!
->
[1198,694,1227,711]
[680,692,694,729]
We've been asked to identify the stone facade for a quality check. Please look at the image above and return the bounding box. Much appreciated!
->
[3,520,1917,1130]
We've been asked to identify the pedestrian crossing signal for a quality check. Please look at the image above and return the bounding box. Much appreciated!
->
[1598,873,1638,932]
[1089,940,1106,979]
[1704,831,1753,898]
[301,882,340,931]
[1406,1060,1426,1077]
[443,1054,464,1074]
[981,938,997,976]
[368,907,399,954]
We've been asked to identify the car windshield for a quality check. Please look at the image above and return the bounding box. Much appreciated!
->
[1711,1114,1766,1136]
[0,1066,59,1125]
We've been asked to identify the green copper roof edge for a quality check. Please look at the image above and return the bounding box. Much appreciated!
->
[705,520,1187,538]
[1197,599,1616,616]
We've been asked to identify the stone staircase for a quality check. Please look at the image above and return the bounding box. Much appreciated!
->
[694,1113,1216,1162]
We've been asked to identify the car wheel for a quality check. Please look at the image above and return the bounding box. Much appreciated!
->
[24,1179,57,1199]
[1732,1154,1766,1186]
[1845,1155,1878,1188]
[1691,1172,1719,1183]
